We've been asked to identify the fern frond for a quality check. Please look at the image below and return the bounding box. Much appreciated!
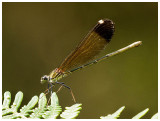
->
[60,103,82,119]
[132,108,149,119]
[2,91,11,110]
[100,106,125,119]
[151,113,158,119]
[2,91,157,119]
[2,91,81,119]
[29,93,47,118]
[41,92,62,119]
[3,91,24,119]
[100,107,157,119]
[20,95,39,116]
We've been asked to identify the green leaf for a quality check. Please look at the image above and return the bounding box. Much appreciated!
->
[41,92,62,119]
[11,91,23,112]
[2,91,24,118]
[2,91,11,110]
[60,103,82,119]
[151,113,158,119]
[30,93,47,118]
[132,108,149,119]
[20,95,38,114]
[100,106,125,119]
[2,91,81,119]
[3,91,156,119]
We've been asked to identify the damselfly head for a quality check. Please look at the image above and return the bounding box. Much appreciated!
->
[41,75,50,84]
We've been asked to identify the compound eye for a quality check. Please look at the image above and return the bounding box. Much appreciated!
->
[43,76,48,80]
[41,75,49,84]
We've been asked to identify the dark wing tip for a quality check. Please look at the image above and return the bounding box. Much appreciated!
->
[94,18,115,42]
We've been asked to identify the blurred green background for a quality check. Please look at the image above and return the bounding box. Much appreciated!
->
[2,2,157,119]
